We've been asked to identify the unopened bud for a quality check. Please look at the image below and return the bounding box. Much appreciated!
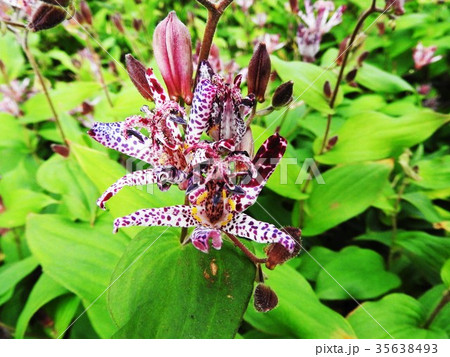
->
[108,61,118,76]
[336,37,349,66]
[376,22,385,35]
[265,227,301,270]
[112,13,125,33]
[289,0,299,14]
[272,81,293,109]
[346,68,358,82]
[153,11,193,104]
[74,10,85,24]
[51,144,70,158]
[29,4,67,32]
[125,54,153,101]
[254,284,278,313]
[385,0,405,16]
[248,42,271,103]
[41,0,72,7]
[323,80,332,98]
[80,1,93,26]
[357,51,369,67]
[326,135,338,151]
[133,18,143,32]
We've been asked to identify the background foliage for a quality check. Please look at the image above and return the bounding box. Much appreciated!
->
[0,0,449,339]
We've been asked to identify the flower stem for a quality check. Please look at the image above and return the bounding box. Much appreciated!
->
[225,232,267,265]
[21,31,68,145]
[423,289,449,329]
[179,195,190,243]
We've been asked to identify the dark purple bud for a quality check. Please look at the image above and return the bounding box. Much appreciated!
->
[357,51,369,67]
[125,54,153,101]
[254,284,278,313]
[323,80,332,98]
[385,0,405,16]
[248,42,271,103]
[41,0,72,7]
[112,13,125,33]
[272,81,293,109]
[265,227,301,270]
[346,68,358,82]
[133,18,143,32]
[326,135,338,151]
[51,144,70,158]
[289,0,299,14]
[80,1,93,26]
[74,10,85,24]
[29,4,67,32]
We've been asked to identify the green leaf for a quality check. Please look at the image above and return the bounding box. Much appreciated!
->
[347,294,447,339]
[0,33,24,82]
[21,82,102,123]
[0,257,38,306]
[441,260,450,288]
[356,63,414,93]
[316,111,449,164]
[303,162,391,236]
[50,294,81,339]
[296,246,338,281]
[315,246,401,300]
[0,189,56,228]
[418,285,450,336]
[26,214,129,338]
[412,156,450,190]
[15,274,69,339]
[71,143,185,237]
[109,227,255,338]
[271,56,343,114]
[36,154,98,223]
[245,265,356,338]
[402,192,442,223]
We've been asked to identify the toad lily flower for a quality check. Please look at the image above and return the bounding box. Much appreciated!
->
[296,0,345,62]
[88,67,188,209]
[113,133,298,254]
[413,42,443,70]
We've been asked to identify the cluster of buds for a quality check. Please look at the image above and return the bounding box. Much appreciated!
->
[295,0,346,62]
[87,11,302,312]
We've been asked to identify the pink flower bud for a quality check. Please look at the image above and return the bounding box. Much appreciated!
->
[153,11,193,104]
[80,1,92,26]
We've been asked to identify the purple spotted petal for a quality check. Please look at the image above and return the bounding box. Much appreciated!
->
[190,227,222,253]
[88,121,154,164]
[113,205,196,233]
[145,68,170,107]
[97,169,158,210]
[234,133,287,212]
[222,213,296,253]
[185,78,217,146]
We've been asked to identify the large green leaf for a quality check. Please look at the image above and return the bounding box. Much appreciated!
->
[419,285,450,336]
[244,265,356,338]
[0,33,24,82]
[271,56,343,114]
[441,260,450,289]
[26,214,129,338]
[0,257,38,306]
[15,274,69,339]
[356,63,414,93]
[109,227,255,338]
[316,111,449,164]
[347,294,447,339]
[302,161,391,236]
[315,246,401,300]
[71,143,184,238]
[295,246,338,281]
[412,156,450,190]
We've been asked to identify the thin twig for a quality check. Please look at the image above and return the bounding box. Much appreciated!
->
[225,232,267,265]
[423,290,450,329]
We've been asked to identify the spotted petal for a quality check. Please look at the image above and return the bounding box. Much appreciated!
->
[145,68,170,107]
[88,121,156,164]
[234,133,287,212]
[185,78,217,146]
[113,205,196,233]
[223,213,297,253]
[190,227,222,253]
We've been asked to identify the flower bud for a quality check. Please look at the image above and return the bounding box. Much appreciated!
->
[323,80,332,98]
[112,13,125,33]
[265,227,301,270]
[29,4,67,32]
[326,135,338,151]
[80,1,93,26]
[125,54,153,101]
[51,144,70,158]
[357,51,369,67]
[385,0,405,16]
[289,0,299,14]
[254,284,278,313]
[153,11,193,104]
[133,18,143,32]
[41,0,72,7]
[336,36,349,66]
[346,68,358,82]
[247,42,271,103]
[272,81,293,109]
